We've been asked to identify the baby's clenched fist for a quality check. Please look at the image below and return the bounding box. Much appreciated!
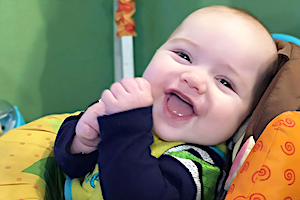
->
[101,77,153,115]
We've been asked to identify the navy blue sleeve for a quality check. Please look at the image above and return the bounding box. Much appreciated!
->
[97,106,196,200]
[54,113,98,178]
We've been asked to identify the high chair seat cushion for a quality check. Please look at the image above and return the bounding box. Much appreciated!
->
[243,39,300,144]
[225,39,300,192]
[0,112,80,200]
[225,111,300,200]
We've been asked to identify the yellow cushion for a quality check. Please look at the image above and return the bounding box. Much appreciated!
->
[0,112,80,200]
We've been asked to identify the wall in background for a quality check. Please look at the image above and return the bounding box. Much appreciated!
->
[1,0,299,122]
[1,0,114,122]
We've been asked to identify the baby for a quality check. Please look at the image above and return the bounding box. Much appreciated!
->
[54,5,278,200]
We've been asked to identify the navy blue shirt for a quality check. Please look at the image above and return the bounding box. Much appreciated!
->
[54,106,225,199]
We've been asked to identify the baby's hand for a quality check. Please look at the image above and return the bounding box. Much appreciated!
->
[70,101,105,154]
[101,77,153,115]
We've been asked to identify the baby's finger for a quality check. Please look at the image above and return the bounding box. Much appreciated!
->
[135,77,151,92]
[76,119,99,139]
[90,101,106,117]
[120,77,140,93]
[83,104,104,132]
[76,103,105,134]
[109,82,129,100]
[78,134,101,148]
[101,89,118,105]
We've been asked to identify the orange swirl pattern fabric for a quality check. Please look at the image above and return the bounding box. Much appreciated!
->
[225,111,300,200]
[115,0,137,37]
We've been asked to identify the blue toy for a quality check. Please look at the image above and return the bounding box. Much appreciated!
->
[0,100,25,135]
[271,33,300,46]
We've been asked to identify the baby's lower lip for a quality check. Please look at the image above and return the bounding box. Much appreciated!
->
[163,94,195,121]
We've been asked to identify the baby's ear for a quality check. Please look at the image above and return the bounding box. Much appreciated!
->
[242,39,300,145]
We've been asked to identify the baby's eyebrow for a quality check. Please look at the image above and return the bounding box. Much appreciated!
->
[223,64,240,79]
[169,38,198,48]
[222,64,248,92]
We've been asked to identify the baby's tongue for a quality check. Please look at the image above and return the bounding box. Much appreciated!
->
[167,94,193,117]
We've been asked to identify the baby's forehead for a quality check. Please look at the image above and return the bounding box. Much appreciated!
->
[182,7,274,47]
[189,7,257,26]
[189,6,237,18]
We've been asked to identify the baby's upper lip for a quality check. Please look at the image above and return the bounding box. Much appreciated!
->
[166,89,198,115]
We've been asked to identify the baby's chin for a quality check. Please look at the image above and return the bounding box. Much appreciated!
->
[152,127,179,142]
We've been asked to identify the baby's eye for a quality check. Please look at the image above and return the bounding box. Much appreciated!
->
[174,51,191,63]
[218,78,234,91]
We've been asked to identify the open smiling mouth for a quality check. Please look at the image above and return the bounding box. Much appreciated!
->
[165,92,195,119]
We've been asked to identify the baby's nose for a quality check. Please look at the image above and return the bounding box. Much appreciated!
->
[180,72,207,94]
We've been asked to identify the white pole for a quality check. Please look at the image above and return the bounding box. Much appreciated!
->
[113,0,135,82]
[121,36,134,78]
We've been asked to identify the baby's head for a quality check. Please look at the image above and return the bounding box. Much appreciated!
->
[142,6,278,145]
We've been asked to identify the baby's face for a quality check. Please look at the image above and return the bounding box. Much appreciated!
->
[142,8,277,145]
